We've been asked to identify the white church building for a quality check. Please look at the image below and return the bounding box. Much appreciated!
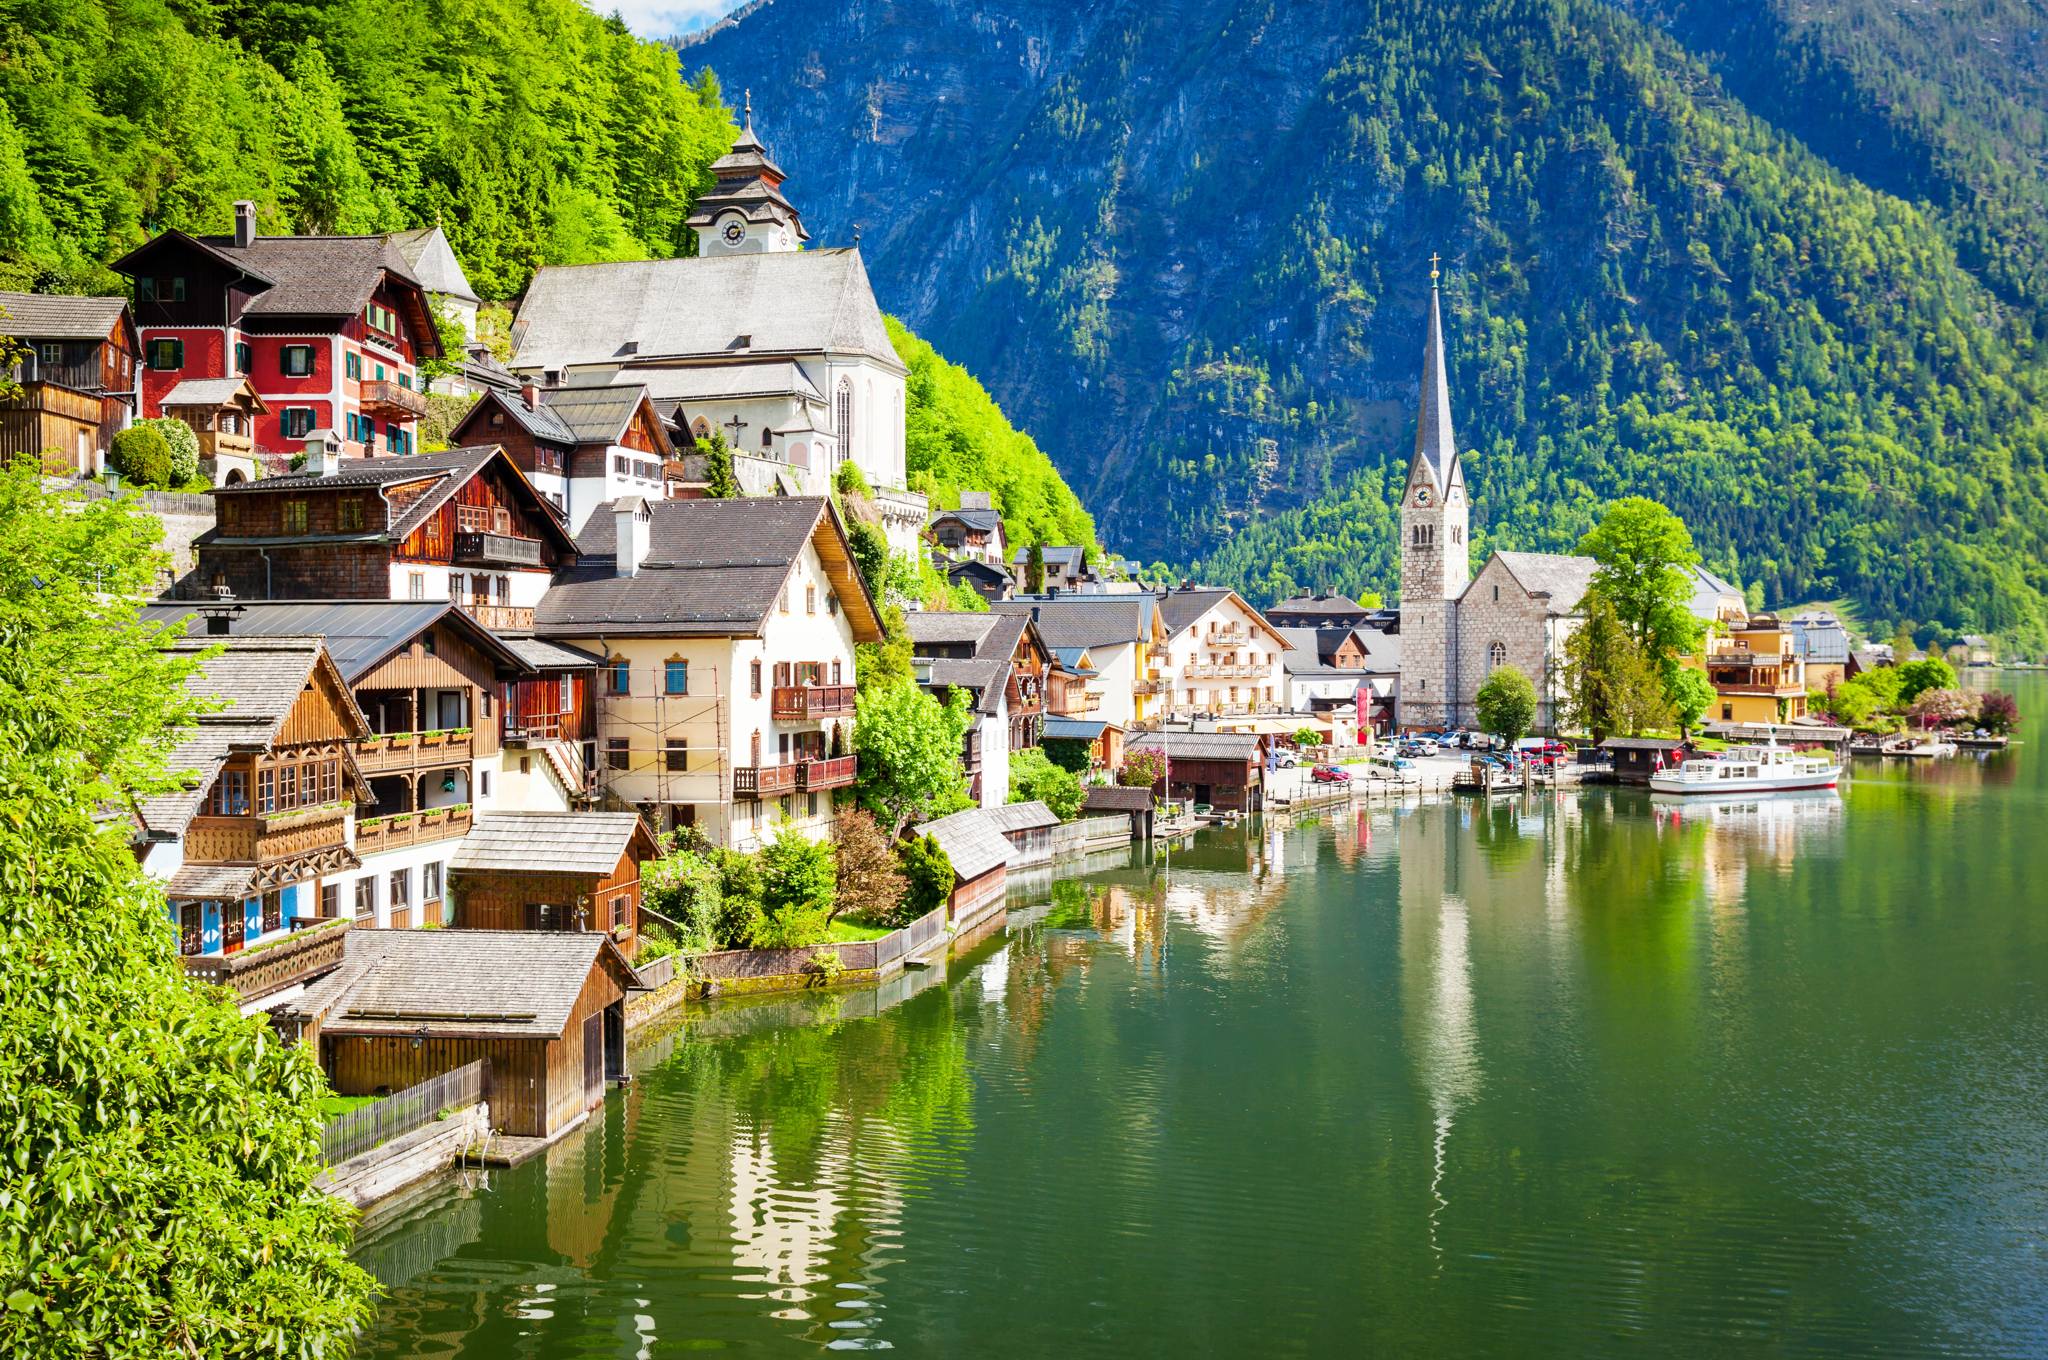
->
[508,97,927,554]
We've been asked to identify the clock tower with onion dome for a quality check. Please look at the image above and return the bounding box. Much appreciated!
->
[688,91,810,257]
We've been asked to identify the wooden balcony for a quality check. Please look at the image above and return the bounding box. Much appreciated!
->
[181,916,350,1004]
[454,530,544,568]
[1186,663,1265,679]
[355,803,472,854]
[1134,677,1170,696]
[458,602,535,630]
[195,428,253,458]
[355,729,474,775]
[733,764,801,798]
[772,683,856,721]
[187,803,350,865]
[1206,623,1251,645]
[797,755,857,791]
[360,380,429,419]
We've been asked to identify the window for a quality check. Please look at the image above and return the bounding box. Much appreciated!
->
[479,769,491,798]
[836,377,853,447]
[281,408,314,439]
[665,737,688,773]
[320,759,337,804]
[365,303,395,333]
[353,880,375,918]
[138,276,186,302]
[750,659,763,697]
[1488,641,1508,672]
[399,373,412,390]
[422,862,442,902]
[780,584,791,613]
[1493,584,1500,602]
[338,498,363,531]
[408,572,426,600]
[146,338,183,370]
[1451,526,1463,544]
[389,869,410,910]
[280,345,315,377]
[261,891,282,935]
[806,792,818,819]
[607,655,630,695]
[806,584,817,614]
[607,737,630,771]
[320,883,339,918]
[234,341,250,375]
[282,499,308,534]
[345,352,361,379]
[277,762,298,809]
[374,362,386,381]
[665,658,688,695]
[256,767,275,813]
[831,659,842,684]
[210,770,249,816]
[421,630,436,657]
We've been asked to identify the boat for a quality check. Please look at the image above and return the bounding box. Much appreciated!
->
[1648,741,1842,795]
[1955,731,2011,751]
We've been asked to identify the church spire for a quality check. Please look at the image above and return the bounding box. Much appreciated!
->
[1412,254,1457,492]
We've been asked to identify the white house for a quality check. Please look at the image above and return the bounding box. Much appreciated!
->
[1151,586,1291,720]
[991,596,1166,731]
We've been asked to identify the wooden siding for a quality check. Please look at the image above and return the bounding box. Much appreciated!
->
[355,624,506,757]
[449,829,650,959]
[326,1034,553,1138]
[505,670,595,743]
[395,460,563,568]
[193,541,392,602]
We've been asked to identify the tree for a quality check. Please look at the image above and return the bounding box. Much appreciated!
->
[1040,737,1094,774]
[140,417,200,485]
[1008,746,1083,821]
[1577,497,1704,668]
[417,298,471,392]
[1825,679,1883,730]
[1560,593,1670,740]
[1026,541,1046,593]
[852,682,973,834]
[1119,748,1166,790]
[832,808,906,924]
[1293,726,1323,748]
[1666,666,1715,736]
[107,422,172,488]
[697,429,740,499]
[753,829,837,948]
[835,460,872,498]
[1909,687,1975,729]
[1977,690,2020,734]
[0,465,375,1354]
[1475,666,1538,745]
[1896,657,1959,705]
[856,604,915,695]
[898,834,954,920]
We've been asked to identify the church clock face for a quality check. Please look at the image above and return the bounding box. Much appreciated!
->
[1415,486,1433,507]
[722,218,746,247]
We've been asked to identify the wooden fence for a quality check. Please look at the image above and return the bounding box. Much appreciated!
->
[633,953,677,992]
[1050,814,1134,858]
[321,1059,488,1167]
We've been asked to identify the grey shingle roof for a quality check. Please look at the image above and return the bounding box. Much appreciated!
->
[536,497,833,637]
[544,383,662,448]
[1265,592,1372,621]
[913,808,1013,882]
[1128,730,1265,762]
[932,506,1003,533]
[985,800,1059,833]
[0,290,129,340]
[299,929,632,1040]
[194,232,420,317]
[512,249,900,374]
[481,390,578,445]
[1011,544,1084,569]
[164,863,262,900]
[1043,717,1112,741]
[1481,552,1601,615]
[160,377,261,409]
[384,227,479,303]
[1082,785,1153,812]
[138,601,531,683]
[450,812,648,877]
[924,657,1010,715]
[1155,587,1235,636]
[991,597,1154,649]
[501,636,605,670]
[644,361,825,407]
[1413,283,1458,490]
[907,612,1003,647]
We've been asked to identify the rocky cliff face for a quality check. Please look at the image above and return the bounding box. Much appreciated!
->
[684,0,2048,641]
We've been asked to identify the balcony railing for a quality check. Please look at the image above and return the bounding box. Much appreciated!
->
[1134,678,1170,696]
[1206,624,1251,645]
[181,916,350,1003]
[454,531,544,568]
[187,802,350,865]
[1185,663,1266,679]
[458,602,535,630]
[772,683,856,722]
[355,728,474,775]
[733,764,801,798]
[360,380,429,418]
[797,755,857,791]
[354,803,472,854]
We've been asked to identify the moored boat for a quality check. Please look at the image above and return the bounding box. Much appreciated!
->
[1648,742,1842,794]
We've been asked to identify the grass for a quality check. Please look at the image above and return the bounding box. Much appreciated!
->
[317,1094,379,1121]
[825,918,894,942]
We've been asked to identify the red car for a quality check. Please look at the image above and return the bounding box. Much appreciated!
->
[1310,765,1352,784]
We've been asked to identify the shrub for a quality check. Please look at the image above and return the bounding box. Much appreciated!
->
[1977,690,2021,734]
[107,422,172,488]
[1897,657,1959,705]
[833,807,907,924]
[140,417,201,485]
[899,833,953,920]
[1909,686,1975,729]
[1009,746,1083,820]
[1119,748,1165,789]
[835,460,872,498]
[1041,737,1093,774]
[753,829,837,948]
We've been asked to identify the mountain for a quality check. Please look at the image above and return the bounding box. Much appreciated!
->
[683,0,2048,645]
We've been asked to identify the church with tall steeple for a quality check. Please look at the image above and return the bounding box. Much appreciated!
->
[686,91,811,257]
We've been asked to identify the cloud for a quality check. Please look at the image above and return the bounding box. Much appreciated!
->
[588,0,747,39]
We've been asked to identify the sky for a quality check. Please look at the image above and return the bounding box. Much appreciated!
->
[596,0,747,38]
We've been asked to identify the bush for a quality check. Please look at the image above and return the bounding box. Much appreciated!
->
[1040,737,1093,774]
[140,417,200,485]
[1897,657,1959,705]
[107,423,172,488]
[1009,746,1083,820]
[1119,748,1165,789]
[835,460,872,498]
[1909,686,1975,729]
[834,807,907,924]
[1977,690,2020,734]
[899,833,953,919]
[752,829,837,948]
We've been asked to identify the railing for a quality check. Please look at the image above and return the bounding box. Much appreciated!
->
[355,729,474,774]
[1186,663,1266,679]
[772,683,856,721]
[359,380,429,418]
[733,764,800,797]
[1134,678,1170,696]
[355,803,472,853]
[321,1060,487,1168]
[1083,692,1103,711]
[1205,624,1251,645]
[454,531,544,568]
[186,804,349,865]
[797,755,857,791]
[502,715,564,743]
[458,602,535,630]
[181,915,351,1003]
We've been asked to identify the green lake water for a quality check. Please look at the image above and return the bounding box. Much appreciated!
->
[355,673,2048,1358]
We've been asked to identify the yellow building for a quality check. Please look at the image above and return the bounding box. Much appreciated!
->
[1705,613,1808,724]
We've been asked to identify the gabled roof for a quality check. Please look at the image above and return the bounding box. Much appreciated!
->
[1264,591,1373,622]
[984,800,1058,834]
[500,636,604,671]
[1082,784,1153,812]
[924,657,1010,715]
[944,558,1012,587]
[535,496,881,642]
[905,610,1004,647]
[991,597,1156,649]
[1050,646,1097,677]
[1470,551,1600,616]
[1045,717,1112,741]
[464,388,577,445]
[932,506,1003,534]
[1155,587,1234,635]
[512,250,900,375]
[137,600,532,683]
[1012,544,1084,569]
[544,383,669,452]
[913,808,1013,882]
[160,377,267,411]
[1127,730,1265,762]
[384,226,479,303]
[451,812,649,877]
[296,929,637,1040]
[648,361,826,408]
[0,290,130,341]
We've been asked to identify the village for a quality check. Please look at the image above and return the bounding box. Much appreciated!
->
[0,107,2018,1198]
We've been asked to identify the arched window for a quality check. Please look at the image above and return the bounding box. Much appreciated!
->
[1488,641,1507,672]
[690,416,711,439]
[750,730,762,765]
[836,377,853,450]
[761,426,773,450]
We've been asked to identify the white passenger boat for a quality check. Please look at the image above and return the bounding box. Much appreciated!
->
[1648,742,1842,795]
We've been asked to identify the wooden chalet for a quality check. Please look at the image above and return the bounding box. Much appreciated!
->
[498,635,604,806]
[0,290,138,474]
[291,929,639,1139]
[136,635,372,1005]
[449,811,657,960]
[186,444,576,626]
[912,807,1013,929]
[1129,730,1269,813]
[446,381,674,531]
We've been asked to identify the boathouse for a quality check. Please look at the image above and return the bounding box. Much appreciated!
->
[983,799,1060,867]
[1128,730,1268,813]
[912,807,1012,927]
[293,929,638,1140]
[1082,784,1156,843]
[1599,736,1693,785]
[448,811,657,960]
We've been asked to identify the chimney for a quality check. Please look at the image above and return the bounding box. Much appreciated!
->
[521,381,540,411]
[198,587,243,636]
[613,497,650,578]
[1030,605,1041,622]
[302,429,343,477]
[233,200,257,249]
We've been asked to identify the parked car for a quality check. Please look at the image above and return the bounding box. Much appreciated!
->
[1310,764,1352,784]
[1273,749,1300,769]
[1368,755,1420,784]
[1399,739,1438,759]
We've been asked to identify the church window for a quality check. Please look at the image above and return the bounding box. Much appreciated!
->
[1493,585,1500,602]
[1452,526,1463,544]
[836,378,854,449]
[1488,641,1507,671]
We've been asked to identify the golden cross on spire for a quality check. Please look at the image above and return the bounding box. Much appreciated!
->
[1430,251,1441,283]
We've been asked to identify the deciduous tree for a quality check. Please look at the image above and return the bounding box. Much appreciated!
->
[1896,657,1959,705]
[1578,497,1704,668]
[898,834,954,920]
[1561,593,1671,741]
[1008,746,1083,821]
[832,808,906,924]
[1475,665,1538,745]
[852,682,973,834]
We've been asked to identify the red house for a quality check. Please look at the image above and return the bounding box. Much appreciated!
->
[113,201,442,464]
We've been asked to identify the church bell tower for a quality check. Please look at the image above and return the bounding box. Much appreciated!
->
[1398,256,1470,729]
[688,91,810,258]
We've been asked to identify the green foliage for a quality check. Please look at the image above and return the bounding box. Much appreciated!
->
[0,0,735,296]
[752,830,837,949]
[1896,657,1959,705]
[1040,737,1094,774]
[108,423,172,488]
[888,317,1099,554]
[1025,542,1046,594]
[417,299,470,390]
[139,417,201,486]
[1561,591,1671,741]
[1579,498,1704,671]
[856,604,915,696]
[642,840,734,951]
[1855,663,1906,709]
[1008,747,1083,821]
[1293,726,1323,747]
[1910,686,1975,728]
[1822,677,1884,729]
[1118,748,1165,790]
[852,682,973,833]
[1977,690,2020,734]
[834,460,872,498]
[1666,666,1716,736]
[1475,666,1537,744]
[697,431,741,499]
[0,464,375,1354]
[898,834,954,920]
[417,392,477,454]
[848,522,889,603]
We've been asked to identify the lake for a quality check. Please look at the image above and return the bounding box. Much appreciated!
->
[355,673,2047,1358]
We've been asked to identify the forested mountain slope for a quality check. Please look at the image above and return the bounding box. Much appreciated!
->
[687,0,2048,643]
